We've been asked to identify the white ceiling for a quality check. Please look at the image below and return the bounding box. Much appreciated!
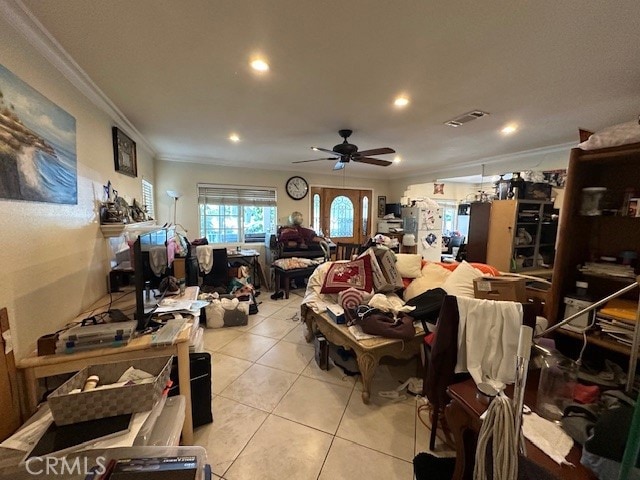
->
[16,0,640,180]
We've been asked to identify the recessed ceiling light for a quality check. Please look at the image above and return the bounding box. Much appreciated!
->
[501,124,518,135]
[250,58,269,72]
[229,133,240,143]
[394,156,402,163]
[394,96,409,108]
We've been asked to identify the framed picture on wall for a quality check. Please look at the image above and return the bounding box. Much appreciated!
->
[377,196,386,218]
[112,127,137,177]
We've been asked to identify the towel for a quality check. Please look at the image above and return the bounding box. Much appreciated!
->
[196,245,214,274]
[523,412,573,465]
[455,297,523,390]
[368,293,416,315]
[149,246,168,276]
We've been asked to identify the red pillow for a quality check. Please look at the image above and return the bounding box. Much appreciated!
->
[320,256,373,294]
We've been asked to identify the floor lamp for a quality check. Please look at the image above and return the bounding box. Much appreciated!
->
[166,190,182,226]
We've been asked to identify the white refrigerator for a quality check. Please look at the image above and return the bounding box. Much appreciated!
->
[402,203,443,262]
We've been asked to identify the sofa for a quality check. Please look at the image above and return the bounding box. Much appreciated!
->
[301,251,502,322]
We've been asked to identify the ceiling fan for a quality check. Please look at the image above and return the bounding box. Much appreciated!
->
[293,129,395,170]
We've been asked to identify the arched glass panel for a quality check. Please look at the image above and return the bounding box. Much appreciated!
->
[313,194,321,234]
[362,196,369,236]
[330,196,354,237]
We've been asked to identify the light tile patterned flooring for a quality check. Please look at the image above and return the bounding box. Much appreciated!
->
[195,290,455,479]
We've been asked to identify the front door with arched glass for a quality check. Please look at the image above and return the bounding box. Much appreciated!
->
[311,187,372,244]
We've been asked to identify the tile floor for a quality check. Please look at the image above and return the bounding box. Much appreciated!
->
[195,290,455,479]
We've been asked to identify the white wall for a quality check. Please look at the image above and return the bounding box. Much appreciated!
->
[155,160,392,235]
[0,18,155,359]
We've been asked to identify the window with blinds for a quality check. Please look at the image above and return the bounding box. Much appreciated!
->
[197,184,277,243]
[141,179,155,219]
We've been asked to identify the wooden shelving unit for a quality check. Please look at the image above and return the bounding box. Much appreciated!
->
[547,142,640,362]
[485,199,559,273]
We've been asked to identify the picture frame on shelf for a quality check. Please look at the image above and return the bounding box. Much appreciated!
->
[377,196,386,218]
[112,127,137,177]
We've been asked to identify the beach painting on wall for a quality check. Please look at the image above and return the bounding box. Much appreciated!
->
[0,63,77,204]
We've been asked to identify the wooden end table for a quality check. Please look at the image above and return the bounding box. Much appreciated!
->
[273,265,318,299]
[445,377,596,480]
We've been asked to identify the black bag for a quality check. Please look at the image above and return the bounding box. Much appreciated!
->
[169,352,213,428]
[355,308,416,340]
[405,287,446,325]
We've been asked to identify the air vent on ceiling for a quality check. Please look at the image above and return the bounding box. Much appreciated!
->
[444,110,489,127]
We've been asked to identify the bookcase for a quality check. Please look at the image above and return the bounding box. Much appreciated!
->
[547,142,640,354]
[485,199,559,273]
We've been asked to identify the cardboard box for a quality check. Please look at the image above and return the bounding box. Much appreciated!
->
[48,356,172,426]
[359,247,404,293]
[473,276,527,302]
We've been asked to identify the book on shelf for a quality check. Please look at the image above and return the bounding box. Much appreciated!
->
[579,262,636,279]
[599,298,638,323]
[599,325,634,336]
[105,456,198,480]
[606,332,633,346]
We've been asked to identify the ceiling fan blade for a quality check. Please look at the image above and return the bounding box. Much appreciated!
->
[352,156,393,167]
[356,147,395,156]
[311,147,341,157]
[333,161,345,171]
[292,158,337,164]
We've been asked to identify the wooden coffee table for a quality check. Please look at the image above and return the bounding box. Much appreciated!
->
[301,304,425,404]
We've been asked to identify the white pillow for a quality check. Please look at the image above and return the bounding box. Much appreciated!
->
[441,260,483,298]
[404,263,452,301]
[395,254,423,279]
[578,120,640,151]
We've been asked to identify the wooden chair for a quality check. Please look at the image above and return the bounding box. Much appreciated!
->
[423,295,537,450]
[335,242,362,261]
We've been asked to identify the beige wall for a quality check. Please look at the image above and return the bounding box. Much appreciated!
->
[155,160,392,237]
[0,18,155,359]
[388,148,570,200]
[400,182,479,204]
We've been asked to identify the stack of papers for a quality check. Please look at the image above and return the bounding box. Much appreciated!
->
[597,299,638,346]
[580,262,636,279]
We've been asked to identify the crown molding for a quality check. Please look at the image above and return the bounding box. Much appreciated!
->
[0,0,156,155]
[157,154,387,180]
[389,141,576,181]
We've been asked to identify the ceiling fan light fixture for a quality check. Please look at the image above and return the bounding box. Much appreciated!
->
[393,156,402,163]
[229,133,240,143]
[295,130,395,169]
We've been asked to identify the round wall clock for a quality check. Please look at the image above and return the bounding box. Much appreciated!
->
[285,176,309,200]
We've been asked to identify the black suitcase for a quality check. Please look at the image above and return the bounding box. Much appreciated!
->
[169,352,213,428]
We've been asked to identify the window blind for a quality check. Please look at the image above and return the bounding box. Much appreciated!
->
[197,184,277,206]
[142,179,155,218]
